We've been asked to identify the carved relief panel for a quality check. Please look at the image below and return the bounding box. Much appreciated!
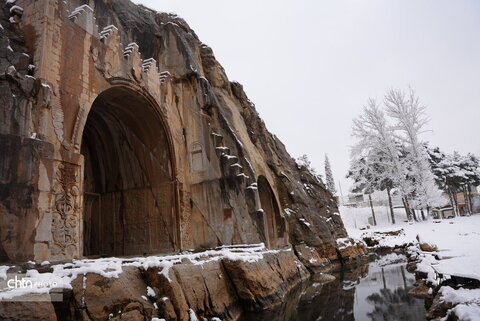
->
[50,161,81,259]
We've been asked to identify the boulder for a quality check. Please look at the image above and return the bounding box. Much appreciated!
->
[143,259,241,321]
[419,243,438,252]
[425,291,454,320]
[408,281,431,299]
[222,250,309,311]
[293,244,329,271]
[71,266,158,321]
[337,239,369,263]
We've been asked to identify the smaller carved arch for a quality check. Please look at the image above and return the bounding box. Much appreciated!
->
[257,175,286,248]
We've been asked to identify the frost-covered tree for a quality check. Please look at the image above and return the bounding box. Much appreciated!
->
[462,153,480,213]
[384,88,444,217]
[350,98,413,221]
[427,147,480,215]
[369,148,397,224]
[426,146,447,188]
[297,154,314,172]
[346,156,379,225]
[427,146,459,214]
[324,154,337,195]
[347,148,396,224]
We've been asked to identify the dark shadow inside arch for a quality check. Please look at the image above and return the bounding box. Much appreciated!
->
[257,175,286,248]
[81,86,176,257]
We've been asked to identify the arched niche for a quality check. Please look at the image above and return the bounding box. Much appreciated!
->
[257,175,285,248]
[189,142,205,172]
[80,86,177,257]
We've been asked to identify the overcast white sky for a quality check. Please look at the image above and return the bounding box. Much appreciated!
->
[133,0,480,195]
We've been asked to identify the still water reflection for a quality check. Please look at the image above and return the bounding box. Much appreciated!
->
[240,254,426,321]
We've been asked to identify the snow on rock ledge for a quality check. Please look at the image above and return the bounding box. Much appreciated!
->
[0,245,309,321]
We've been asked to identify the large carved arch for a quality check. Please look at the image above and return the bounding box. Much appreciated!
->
[80,85,179,256]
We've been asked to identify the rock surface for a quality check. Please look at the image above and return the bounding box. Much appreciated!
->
[0,0,363,264]
[0,0,369,266]
[0,249,309,321]
[0,0,370,319]
[222,251,309,311]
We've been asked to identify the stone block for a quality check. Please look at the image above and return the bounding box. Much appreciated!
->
[33,242,49,262]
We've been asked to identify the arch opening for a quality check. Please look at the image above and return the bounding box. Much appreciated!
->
[81,86,176,257]
[257,176,285,248]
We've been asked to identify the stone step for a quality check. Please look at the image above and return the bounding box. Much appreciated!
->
[221,154,238,166]
[215,146,230,157]
[235,172,249,185]
[211,131,224,147]
[229,162,243,176]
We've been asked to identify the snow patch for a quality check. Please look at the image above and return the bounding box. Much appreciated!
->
[299,218,311,227]
[146,286,156,297]
[440,286,480,305]
[188,308,199,321]
[0,266,10,280]
[447,304,480,321]
[9,4,23,14]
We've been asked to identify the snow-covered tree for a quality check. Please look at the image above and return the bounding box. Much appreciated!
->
[426,146,447,188]
[347,148,397,224]
[297,154,314,173]
[324,154,337,195]
[462,153,480,213]
[350,98,413,221]
[384,88,444,217]
[427,147,480,215]
[346,156,379,225]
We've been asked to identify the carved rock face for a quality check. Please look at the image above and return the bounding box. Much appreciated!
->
[0,0,356,268]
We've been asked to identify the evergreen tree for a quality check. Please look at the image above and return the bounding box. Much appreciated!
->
[324,154,337,195]
[427,147,480,215]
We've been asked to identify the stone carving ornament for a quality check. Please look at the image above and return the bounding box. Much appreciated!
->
[51,162,80,257]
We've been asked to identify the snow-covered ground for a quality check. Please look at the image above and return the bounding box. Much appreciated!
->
[340,204,410,230]
[341,205,480,320]
[342,206,480,281]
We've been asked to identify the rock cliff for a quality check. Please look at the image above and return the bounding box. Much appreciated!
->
[0,0,368,319]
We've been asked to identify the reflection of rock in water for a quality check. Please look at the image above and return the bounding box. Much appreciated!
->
[239,263,370,321]
[239,278,355,321]
[240,255,426,321]
[297,280,355,321]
